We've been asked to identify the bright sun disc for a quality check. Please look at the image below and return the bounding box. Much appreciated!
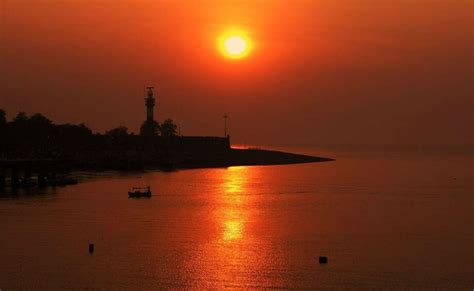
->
[218,30,252,59]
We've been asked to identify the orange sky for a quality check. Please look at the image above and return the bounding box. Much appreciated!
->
[1,0,473,146]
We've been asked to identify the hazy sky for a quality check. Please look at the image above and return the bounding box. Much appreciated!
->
[1,0,472,146]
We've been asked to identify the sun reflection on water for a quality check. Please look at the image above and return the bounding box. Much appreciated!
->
[223,219,243,241]
[223,166,247,194]
[179,165,280,287]
[220,166,248,242]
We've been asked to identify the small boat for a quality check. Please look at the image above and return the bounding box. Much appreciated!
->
[128,186,152,198]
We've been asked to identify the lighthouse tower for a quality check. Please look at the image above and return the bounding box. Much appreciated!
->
[145,86,156,122]
[140,86,159,137]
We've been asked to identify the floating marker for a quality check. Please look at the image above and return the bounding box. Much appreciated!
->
[319,256,328,264]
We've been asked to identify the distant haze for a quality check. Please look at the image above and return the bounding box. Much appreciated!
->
[1,0,473,146]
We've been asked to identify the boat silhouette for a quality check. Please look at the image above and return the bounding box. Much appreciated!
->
[128,186,152,198]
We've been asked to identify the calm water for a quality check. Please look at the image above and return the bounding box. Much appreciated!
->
[1,147,473,289]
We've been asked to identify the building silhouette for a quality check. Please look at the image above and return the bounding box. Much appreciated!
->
[140,87,159,137]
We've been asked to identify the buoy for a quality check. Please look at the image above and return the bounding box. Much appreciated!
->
[319,256,328,264]
[89,243,94,253]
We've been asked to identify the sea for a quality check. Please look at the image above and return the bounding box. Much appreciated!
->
[0,146,473,289]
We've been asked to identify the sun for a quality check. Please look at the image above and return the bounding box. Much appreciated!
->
[218,30,252,59]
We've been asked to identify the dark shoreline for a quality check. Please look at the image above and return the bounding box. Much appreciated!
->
[175,148,334,169]
[0,148,333,190]
[0,148,334,190]
[70,148,334,172]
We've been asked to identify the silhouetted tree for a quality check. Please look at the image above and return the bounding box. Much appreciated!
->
[26,113,53,149]
[0,110,98,157]
[106,126,129,137]
[160,119,177,137]
[29,113,52,127]
[0,109,6,126]
[0,109,6,151]
[8,112,30,147]
[0,109,6,136]
[13,112,28,124]
[56,123,93,149]
[68,123,92,137]
[105,126,130,148]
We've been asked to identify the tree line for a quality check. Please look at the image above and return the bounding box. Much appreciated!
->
[0,109,178,158]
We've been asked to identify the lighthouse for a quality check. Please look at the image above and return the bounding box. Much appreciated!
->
[145,86,156,122]
[140,86,159,137]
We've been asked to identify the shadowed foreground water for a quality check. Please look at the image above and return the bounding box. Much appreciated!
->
[0,147,473,289]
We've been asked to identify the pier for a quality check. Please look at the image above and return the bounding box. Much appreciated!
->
[0,159,73,188]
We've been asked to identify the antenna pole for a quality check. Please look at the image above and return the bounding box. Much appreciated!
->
[223,114,228,137]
